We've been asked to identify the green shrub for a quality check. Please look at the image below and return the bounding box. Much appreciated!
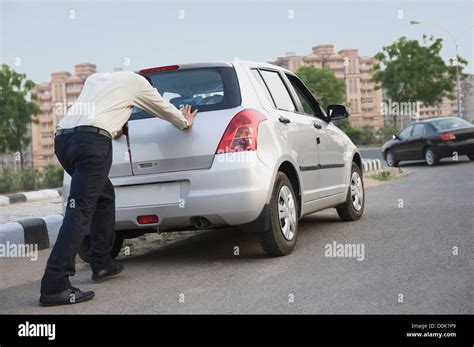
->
[20,168,42,191]
[0,165,65,193]
[43,165,64,189]
[335,119,378,145]
[0,171,15,193]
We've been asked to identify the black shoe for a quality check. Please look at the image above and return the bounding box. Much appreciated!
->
[40,287,95,307]
[92,262,124,283]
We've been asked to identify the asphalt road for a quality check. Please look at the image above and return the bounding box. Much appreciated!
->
[360,146,384,161]
[0,157,472,314]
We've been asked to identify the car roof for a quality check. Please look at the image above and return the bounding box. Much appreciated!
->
[417,116,458,123]
[138,60,292,74]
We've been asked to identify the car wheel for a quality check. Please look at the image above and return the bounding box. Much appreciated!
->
[385,150,398,167]
[259,172,298,256]
[424,147,439,166]
[78,233,124,263]
[336,163,365,221]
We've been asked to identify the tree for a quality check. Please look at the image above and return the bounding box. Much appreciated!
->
[296,66,346,109]
[0,64,40,171]
[373,35,467,126]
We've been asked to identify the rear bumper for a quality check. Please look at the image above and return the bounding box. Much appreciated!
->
[437,139,474,157]
[67,151,274,231]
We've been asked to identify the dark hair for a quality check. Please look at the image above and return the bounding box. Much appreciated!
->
[137,73,153,86]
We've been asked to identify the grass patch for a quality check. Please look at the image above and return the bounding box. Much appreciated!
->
[371,170,392,181]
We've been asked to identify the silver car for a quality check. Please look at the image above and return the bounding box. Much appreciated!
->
[62,61,365,260]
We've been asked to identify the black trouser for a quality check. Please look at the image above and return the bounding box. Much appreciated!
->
[41,130,115,294]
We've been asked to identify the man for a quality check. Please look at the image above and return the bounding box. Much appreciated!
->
[39,71,197,306]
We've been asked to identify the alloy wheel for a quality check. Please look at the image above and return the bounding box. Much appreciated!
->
[350,171,364,211]
[278,186,297,241]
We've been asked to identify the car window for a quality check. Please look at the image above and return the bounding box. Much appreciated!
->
[251,69,276,108]
[130,66,241,120]
[259,70,296,112]
[285,73,325,119]
[430,117,473,131]
[411,124,426,138]
[398,125,413,140]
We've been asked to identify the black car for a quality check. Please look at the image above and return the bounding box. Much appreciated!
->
[382,117,474,167]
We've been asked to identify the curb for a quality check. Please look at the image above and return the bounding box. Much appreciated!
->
[362,159,382,173]
[0,214,63,250]
[0,188,62,206]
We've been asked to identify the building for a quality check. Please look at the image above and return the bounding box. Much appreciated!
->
[461,74,474,122]
[416,82,465,121]
[270,45,384,129]
[32,63,96,170]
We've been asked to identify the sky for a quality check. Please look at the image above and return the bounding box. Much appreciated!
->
[1,0,473,83]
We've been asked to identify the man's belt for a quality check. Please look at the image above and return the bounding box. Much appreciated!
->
[55,126,112,139]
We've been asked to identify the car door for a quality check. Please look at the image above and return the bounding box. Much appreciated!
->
[256,68,320,203]
[392,125,414,160]
[406,123,427,160]
[283,72,346,199]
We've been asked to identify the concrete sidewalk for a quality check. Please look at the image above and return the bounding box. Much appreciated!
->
[0,188,62,206]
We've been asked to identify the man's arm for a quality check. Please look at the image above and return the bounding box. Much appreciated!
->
[132,75,197,130]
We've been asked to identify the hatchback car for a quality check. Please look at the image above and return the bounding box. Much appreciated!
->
[62,61,365,261]
[382,117,474,167]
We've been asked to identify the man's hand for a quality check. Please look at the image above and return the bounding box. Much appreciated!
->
[182,105,198,129]
[113,129,123,139]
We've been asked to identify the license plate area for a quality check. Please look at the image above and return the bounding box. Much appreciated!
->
[115,182,181,208]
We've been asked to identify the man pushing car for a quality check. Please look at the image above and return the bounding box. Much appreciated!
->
[39,71,198,306]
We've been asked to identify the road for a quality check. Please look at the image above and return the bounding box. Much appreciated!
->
[0,197,62,223]
[0,155,472,314]
[360,146,385,161]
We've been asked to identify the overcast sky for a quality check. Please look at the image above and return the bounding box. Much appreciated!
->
[1,0,473,83]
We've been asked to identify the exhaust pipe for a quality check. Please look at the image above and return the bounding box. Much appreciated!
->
[191,217,211,230]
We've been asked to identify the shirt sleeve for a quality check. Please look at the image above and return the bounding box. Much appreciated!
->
[132,75,189,130]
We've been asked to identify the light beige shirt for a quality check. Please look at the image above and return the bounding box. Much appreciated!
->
[58,71,188,136]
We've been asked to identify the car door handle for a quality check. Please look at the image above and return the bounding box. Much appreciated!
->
[313,123,322,129]
[279,116,291,124]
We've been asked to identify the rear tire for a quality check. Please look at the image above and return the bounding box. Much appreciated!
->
[78,233,124,263]
[385,150,399,167]
[259,172,298,256]
[424,147,439,166]
[336,163,365,221]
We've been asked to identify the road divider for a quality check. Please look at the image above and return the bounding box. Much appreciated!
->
[362,159,382,173]
[0,188,62,206]
[0,214,62,252]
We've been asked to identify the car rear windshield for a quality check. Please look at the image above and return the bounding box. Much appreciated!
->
[130,66,241,121]
[430,118,473,131]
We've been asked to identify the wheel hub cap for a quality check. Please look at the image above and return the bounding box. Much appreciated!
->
[350,172,364,211]
[387,153,393,166]
[426,151,434,164]
[278,186,297,241]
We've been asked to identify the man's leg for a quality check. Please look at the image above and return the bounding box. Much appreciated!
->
[41,133,112,295]
[88,178,116,272]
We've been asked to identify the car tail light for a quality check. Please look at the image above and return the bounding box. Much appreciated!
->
[215,109,266,153]
[137,215,159,224]
[139,65,179,74]
[439,133,456,141]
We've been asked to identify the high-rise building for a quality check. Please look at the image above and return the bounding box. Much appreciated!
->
[270,45,384,129]
[416,87,465,121]
[32,63,96,170]
[461,74,473,122]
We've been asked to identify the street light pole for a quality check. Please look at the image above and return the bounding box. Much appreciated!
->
[409,20,462,118]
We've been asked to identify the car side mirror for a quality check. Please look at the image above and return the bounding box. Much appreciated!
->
[392,134,401,140]
[327,104,349,121]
